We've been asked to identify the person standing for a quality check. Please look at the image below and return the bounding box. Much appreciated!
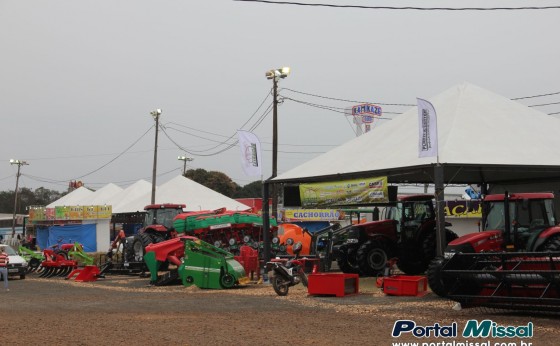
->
[0,247,9,292]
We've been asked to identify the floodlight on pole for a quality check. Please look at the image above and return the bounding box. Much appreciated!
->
[10,159,28,236]
[177,155,194,175]
[150,109,162,204]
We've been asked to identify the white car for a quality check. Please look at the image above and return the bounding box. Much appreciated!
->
[0,244,28,280]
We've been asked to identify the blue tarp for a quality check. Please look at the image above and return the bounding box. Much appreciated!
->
[36,224,97,252]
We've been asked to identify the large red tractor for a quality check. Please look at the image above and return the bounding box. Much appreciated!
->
[336,195,457,276]
[427,192,560,311]
[126,203,186,262]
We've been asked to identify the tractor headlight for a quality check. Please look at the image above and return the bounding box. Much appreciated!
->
[444,251,456,259]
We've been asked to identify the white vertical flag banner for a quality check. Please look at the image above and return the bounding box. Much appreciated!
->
[417,98,439,158]
[237,130,262,177]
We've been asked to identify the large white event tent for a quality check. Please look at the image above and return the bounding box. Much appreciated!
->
[273,82,560,185]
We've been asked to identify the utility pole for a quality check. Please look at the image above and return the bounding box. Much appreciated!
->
[150,109,161,205]
[265,67,290,221]
[10,159,28,236]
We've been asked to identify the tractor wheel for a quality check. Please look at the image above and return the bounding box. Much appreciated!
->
[220,273,236,288]
[272,275,290,296]
[336,245,360,274]
[396,241,427,275]
[426,256,453,297]
[130,233,154,262]
[540,234,560,251]
[356,239,395,277]
[422,229,458,264]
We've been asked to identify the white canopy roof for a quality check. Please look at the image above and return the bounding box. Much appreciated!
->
[274,82,560,185]
[112,175,250,213]
[77,183,123,206]
[46,186,93,208]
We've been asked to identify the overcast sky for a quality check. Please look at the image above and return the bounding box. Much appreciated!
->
[1,0,559,193]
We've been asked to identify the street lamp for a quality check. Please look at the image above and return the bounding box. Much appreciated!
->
[265,67,291,220]
[177,155,193,175]
[150,109,162,204]
[10,159,29,236]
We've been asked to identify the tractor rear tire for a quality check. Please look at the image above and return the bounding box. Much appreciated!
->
[426,256,453,297]
[396,241,427,275]
[356,239,395,277]
[130,232,154,262]
[336,245,360,274]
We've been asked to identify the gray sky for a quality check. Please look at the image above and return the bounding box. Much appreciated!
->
[1,0,559,193]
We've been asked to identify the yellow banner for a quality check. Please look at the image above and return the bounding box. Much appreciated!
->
[83,206,99,219]
[299,177,388,207]
[97,205,112,219]
[69,206,84,220]
[283,209,342,221]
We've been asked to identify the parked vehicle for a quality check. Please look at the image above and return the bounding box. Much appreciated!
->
[427,192,560,311]
[126,203,186,262]
[267,242,308,296]
[337,195,457,276]
[0,244,28,280]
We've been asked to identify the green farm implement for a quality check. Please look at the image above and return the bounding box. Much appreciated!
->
[144,235,248,289]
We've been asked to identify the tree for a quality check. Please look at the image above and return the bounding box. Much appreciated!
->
[233,180,262,198]
[185,168,240,198]
[0,187,65,214]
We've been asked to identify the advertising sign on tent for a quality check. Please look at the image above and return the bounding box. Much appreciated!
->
[299,176,388,207]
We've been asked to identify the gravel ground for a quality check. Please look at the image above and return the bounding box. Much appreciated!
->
[1,274,558,345]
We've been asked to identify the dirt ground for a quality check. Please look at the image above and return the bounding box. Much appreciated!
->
[1,273,558,346]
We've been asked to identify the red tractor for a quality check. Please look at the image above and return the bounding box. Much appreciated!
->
[427,192,560,311]
[336,195,457,276]
[126,203,186,262]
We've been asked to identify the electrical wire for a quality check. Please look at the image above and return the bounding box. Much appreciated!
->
[282,88,415,106]
[528,101,560,108]
[233,0,560,11]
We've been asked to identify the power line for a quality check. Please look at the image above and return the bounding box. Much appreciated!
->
[528,101,560,107]
[512,91,560,100]
[282,88,415,106]
[234,0,560,11]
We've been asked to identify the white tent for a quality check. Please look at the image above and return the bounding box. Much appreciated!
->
[273,82,560,185]
[46,186,93,208]
[77,183,123,206]
[112,175,250,213]
[110,180,152,211]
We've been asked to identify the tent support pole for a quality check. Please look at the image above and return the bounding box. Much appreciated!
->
[434,164,446,257]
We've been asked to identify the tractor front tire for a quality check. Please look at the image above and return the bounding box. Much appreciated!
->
[426,256,453,297]
[422,229,458,264]
[336,245,360,274]
[356,239,394,277]
[541,234,560,252]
